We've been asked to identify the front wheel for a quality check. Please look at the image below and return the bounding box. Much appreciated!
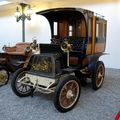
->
[54,75,81,112]
[0,66,9,86]
[92,61,105,90]
[11,68,31,97]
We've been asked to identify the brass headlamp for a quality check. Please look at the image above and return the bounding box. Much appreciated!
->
[61,40,72,67]
[61,41,72,53]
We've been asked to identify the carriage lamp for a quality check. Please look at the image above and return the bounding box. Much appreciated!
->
[61,41,72,67]
[14,3,32,42]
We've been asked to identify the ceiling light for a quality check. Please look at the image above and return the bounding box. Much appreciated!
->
[0,0,11,6]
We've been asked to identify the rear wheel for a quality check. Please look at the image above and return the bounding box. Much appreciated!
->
[54,75,81,112]
[11,68,31,97]
[0,66,9,86]
[92,61,105,90]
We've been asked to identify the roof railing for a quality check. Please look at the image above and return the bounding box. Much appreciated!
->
[94,12,104,18]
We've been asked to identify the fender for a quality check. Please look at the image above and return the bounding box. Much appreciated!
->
[87,53,107,72]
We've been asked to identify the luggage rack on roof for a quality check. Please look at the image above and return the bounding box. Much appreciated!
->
[94,12,105,18]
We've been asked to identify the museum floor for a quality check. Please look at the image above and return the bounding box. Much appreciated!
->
[0,68,119,120]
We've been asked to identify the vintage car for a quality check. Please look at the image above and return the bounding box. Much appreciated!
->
[0,42,33,86]
[11,8,107,112]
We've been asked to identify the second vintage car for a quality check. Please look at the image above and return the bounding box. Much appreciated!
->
[0,40,39,86]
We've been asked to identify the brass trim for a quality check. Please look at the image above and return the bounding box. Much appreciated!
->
[92,16,96,54]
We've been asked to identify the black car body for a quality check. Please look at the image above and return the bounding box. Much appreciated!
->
[11,8,107,112]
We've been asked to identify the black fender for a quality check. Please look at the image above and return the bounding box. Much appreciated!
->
[87,53,107,72]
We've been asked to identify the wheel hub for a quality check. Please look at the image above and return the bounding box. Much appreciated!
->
[66,90,74,99]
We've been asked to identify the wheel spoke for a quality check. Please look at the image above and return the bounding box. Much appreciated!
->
[21,86,24,92]
[63,85,68,92]
[25,86,28,92]
[62,98,68,107]
[61,90,66,97]
[17,84,23,89]
[69,83,74,90]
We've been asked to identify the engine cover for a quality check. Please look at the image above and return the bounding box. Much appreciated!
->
[29,53,61,78]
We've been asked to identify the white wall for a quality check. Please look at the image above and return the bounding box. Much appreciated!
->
[0,2,120,69]
[0,14,51,51]
[25,14,51,43]
[0,16,21,49]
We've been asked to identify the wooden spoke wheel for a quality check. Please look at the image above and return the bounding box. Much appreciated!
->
[0,66,9,86]
[11,68,31,97]
[92,61,105,90]
[54,75,81,112]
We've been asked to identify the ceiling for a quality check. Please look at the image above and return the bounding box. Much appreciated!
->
[0,0,60,12]
[0,0,120,13]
